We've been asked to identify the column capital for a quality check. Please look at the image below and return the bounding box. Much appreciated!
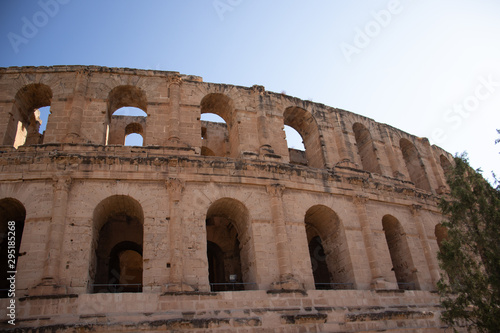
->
[167,74,183,86]
[266,183,285,198]
[353,194,369,206]
[410,204,422,216]
[166,178,185,203]
[165,177,185,193]
[52,175,72,191]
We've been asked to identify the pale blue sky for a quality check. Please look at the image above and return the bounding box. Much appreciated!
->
[1,0,499,178]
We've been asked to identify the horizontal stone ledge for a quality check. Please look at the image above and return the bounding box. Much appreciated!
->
[266,289,308,296]
[160,291,217,297]
[346,310,435,322]
[0,317,263,333]
[281,313,328,325]
[375,289,406,294]
[18,293,79,302]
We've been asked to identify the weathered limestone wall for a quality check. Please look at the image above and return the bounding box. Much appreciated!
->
[5,290,446,332]
[0,66,453,188]
[0,66,460,332]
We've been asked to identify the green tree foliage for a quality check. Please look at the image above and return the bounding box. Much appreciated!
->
[437,154,500,332]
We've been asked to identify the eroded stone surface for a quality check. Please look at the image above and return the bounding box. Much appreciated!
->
[0,66,461,332]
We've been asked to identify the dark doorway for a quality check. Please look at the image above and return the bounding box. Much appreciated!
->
[207,241,226,291]
[308,236,331,289]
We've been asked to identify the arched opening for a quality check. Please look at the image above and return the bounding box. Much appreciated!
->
[5,84,52,147]
[37,106,51,135]
[107,87,148,119]
[305,205,354,290]
[435,224,448,249]
[205,198,254,291]
[200,113,229,157]
[91,195,144,293]
[124,133,143,146]
[106,87,148,146]
[201,113,226,124]
[0,198,26,298]
[284,125,305,151]
[382,215,417,290]
[284,125,307,166]
[113,107,148,117]
[307,236,330,289]
[207,241,227,291]
[283,107,325,168]
[353,123,381,174]
[200,94,234,157]
[124,122,144,146]
[107,242,143,292]
[400,138,431,191]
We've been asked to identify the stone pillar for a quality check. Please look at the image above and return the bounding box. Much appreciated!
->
[64,70,90,143]
[164,178,192,292]
[34,176,72,295]
[252,85,274,156]
[353,195,389,289]
[411,204,440,289]
[380,126,404,178]
[267,184,302,290]
[331,113,356,168]
[423,139,445,193]
[166,75,182,144]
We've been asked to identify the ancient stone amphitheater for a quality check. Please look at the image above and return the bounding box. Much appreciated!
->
[0,66,455,332]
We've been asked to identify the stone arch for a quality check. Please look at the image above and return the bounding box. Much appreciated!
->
[205,198,254,290]
[108,241,143,292]
[440,154,453,177]
[107,86,148,119]
[305,205,354,289]
[200,94,235,157]
[91,195,144,293]
[353,122,381,174]
[400,138,431,191]
[124,133,143,146]
[125,122,144,136]
[0,198,26,298]
[123,123,144,146]
[382,215,418,290]
[283,125,305,150]
[283,107,325,168]
[4,83,53,147]
[201,146,216,156]
[106,86,148,145]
